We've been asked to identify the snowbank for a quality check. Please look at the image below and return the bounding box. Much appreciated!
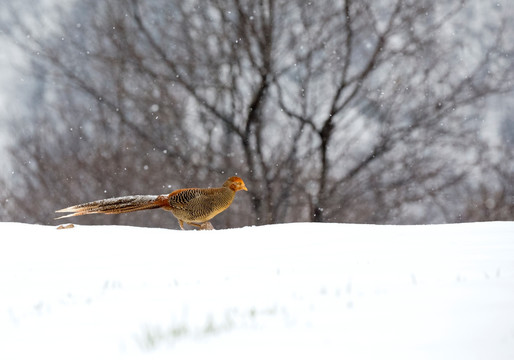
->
[1,222,513,359]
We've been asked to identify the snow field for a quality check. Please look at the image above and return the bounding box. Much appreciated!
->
[1,222,513,359]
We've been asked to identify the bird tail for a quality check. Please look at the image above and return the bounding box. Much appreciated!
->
[55,194,170,220]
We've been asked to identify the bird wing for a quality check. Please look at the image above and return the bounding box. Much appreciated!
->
[167,187,231,223]
[168,188,213,211]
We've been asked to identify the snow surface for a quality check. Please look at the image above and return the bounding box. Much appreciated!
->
[1,221,513,360]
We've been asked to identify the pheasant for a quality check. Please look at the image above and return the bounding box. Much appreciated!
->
[55,176,247,230]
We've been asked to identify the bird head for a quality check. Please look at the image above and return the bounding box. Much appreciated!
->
[224,176,248,192]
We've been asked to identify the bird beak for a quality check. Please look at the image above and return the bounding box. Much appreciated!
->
[242,184,248,191]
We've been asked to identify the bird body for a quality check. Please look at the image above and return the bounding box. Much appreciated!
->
[56,176,247,230]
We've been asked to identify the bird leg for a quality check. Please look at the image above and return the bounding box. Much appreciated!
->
[199,222,214,230]
[185,221,214,230]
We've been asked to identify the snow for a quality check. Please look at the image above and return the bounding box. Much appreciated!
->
[1,221,513,359]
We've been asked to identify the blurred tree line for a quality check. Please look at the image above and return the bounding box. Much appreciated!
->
[0,0,512,228]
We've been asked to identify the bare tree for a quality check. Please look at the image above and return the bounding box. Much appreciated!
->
[459,115,514,222]
[0,0,512,227]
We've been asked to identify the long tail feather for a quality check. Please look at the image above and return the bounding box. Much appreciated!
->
[55,195,168,219]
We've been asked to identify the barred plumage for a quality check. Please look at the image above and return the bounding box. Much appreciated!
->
[168,187,235,224]
[55,195,163,218]
[55,176,247,230]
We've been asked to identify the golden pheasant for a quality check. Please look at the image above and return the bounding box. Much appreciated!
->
[55,176,247,230]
